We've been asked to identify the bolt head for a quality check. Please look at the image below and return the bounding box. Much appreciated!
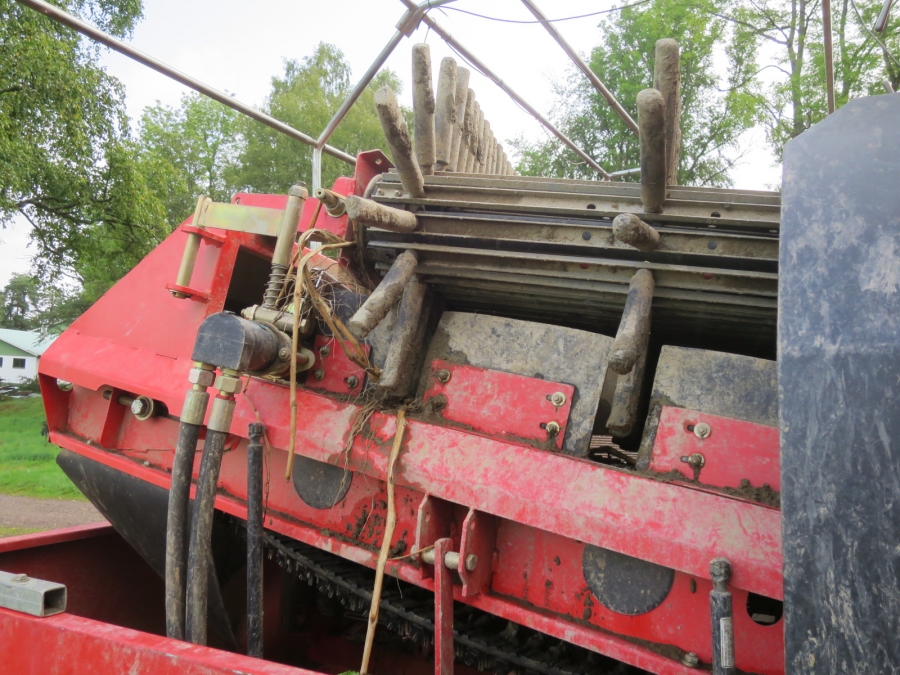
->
[437,369,452,384]
[550,391,566,407]
[688,452,705,468]
[319,345,331,357]
[681,652,700,668]
[278,347,291,360]
[693,422,711,439]
[346,375,359,389]
[131,399,149,417]
[545,421,561,436]
[313,369,326,381]
[188,368,215,387]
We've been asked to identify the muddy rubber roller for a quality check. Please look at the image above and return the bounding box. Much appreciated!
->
[609,269,654,375]
[613,213,660,252]
[374,87,424,198]
[349,250,419,339]
[344,196,418,233]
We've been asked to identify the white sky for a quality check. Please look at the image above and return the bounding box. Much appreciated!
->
[0,0,783,287]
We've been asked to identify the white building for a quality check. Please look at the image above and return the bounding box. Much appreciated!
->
[0,329,57,383]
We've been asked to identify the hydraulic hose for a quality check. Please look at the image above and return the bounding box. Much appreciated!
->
[185,386,237,647]
[165,421,202,640]
[246,422,265,658]
[165,363,214,640]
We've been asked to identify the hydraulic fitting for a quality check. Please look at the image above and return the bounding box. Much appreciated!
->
[181,362,214,426]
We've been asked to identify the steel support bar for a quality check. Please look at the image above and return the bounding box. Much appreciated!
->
[399,0,611,179]
[520,0,638,135]
[433,538,455,675]
[822,0,836,114]
[16,0,356,166]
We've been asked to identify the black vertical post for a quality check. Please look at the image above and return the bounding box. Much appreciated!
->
[246,422,265,658]
[780,95,900,672]
[709,558,735,675]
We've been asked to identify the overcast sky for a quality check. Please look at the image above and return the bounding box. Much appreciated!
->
[1,0,782,287]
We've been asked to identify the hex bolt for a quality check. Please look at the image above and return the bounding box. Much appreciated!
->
[437,369,452,384]
[694,422,712,439]
[319,345,331,357]
[313,369,326,381]
[681,652,700,668]
[346,375,359,389]
[681,453,705,469]
[549,391,567,407]
[278,347,291,360]
[545,421,561,436]
[130,396,156,421]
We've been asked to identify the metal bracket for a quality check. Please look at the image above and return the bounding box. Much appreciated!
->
[458,508,497,598]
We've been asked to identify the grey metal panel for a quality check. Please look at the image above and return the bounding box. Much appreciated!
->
[780,95,900,673]
[420,312,613,457]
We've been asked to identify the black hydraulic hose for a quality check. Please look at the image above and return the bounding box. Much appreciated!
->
[165,421,202,640]
[246,423,265,658]
[185,427,229,646]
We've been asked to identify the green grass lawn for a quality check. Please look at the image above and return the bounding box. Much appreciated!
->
[0,396,84,500]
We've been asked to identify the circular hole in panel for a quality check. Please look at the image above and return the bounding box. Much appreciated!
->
[747,593,783,626]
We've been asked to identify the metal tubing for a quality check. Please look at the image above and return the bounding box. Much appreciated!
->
[263,185,306,309]
[349,250,419,338]
[15,0,356,166]
[448,68,471,171]
[520,0,638,136]
[375,87,425,198]
[609,269,654,375]
[378,276,426,390]
[822,0,836,114]
[612,213,660,252]
[172,197,210,299]
[246,423,264,659]
[434,57,458,171]
[653,39,681,186]
[710,558,736,675]
[400,0,612,179]
[412,44,436,175]
[344,195,418,233]
[637,88,667,213]
[875,0,894,31]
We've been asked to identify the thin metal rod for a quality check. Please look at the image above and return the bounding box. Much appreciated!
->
[315,29,405,152]
[401,0,611,179]
[875,0,893,31]
[16,0,356,165]
[822,0,836,114]
[520,0,638,135]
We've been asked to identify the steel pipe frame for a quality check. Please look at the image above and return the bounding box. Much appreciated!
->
[520,0,639,135]
[15,0,356,166]
[310,0,459,191]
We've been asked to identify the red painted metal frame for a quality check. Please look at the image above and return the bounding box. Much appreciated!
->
[37,176,784,675]
[0,609,322,675]
[434,537,455,675]
[650,406,781,493]
[422,360,575,451]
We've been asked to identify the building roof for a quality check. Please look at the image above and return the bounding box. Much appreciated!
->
[0,329,57,357]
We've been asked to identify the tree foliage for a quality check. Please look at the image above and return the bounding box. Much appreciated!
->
[514,0,765,186]
[234,42,405,194]
[0,0,168,283]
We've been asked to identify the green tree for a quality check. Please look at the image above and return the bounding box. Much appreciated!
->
[234,43,405,193]
[0,274,41,330]
[138,93,242,225]
[514,0,764,186]
[0,0,171,284]
[702,0,900,157]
